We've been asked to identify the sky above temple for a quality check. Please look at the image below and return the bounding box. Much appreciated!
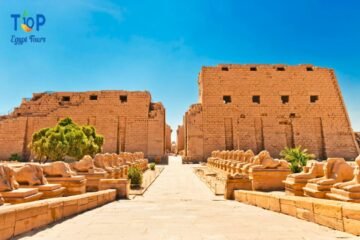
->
[0,0,359,140]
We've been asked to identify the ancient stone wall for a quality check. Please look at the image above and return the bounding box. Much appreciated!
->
[176,125,184,153]
[165,124,172,152]
[0,91,166,160]
[183,64,359,161]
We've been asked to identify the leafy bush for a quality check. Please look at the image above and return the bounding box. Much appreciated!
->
[149,163,156,170]
[280,146,315,173]
[128,166,143,186]
[29,117,104,163]
[8,153,23,162]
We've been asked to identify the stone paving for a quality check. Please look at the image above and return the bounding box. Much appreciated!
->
[18,156,358,240]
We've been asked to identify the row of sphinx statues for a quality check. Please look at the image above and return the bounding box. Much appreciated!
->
[286,157,360,202]
[207,149,360,202]
[207,150,290,174]
[0,152,148,205]
[207,150,291,191]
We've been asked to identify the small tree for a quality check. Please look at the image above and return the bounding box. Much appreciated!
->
[280,146,315,173]
[29,118,104,163]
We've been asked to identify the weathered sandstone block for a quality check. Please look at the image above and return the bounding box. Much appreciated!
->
[224,174,252,200]
[0,189,116,239]
[99,179,129,199]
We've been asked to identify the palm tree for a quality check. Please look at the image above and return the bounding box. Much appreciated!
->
[280,146,315,173]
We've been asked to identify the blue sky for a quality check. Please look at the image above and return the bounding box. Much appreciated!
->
[0,0,359,141]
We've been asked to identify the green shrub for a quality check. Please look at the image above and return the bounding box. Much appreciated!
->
[29,117,104,163]
[280,146,315,173]
[149,163,156,170]
[8,153,23,162]
[128,166,143,186]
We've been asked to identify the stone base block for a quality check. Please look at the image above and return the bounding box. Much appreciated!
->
[314,214,344,231]
[1,188,43,204]
[79,172,108,192]
[304,182,332,191]
[0,189,116,239]
[99,179,130,199]
[283,181,306,196]
[249,169,291,191]
[342,203,360,235]
[46,176,87,196]
[225,175,251,200]
[234,190,360,236]
[296,207,315,222]
[303,183,331,199]
[326,188,360,203]
[20,184,65,199]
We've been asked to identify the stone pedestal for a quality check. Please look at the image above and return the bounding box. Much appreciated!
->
[113,168,123,179]
[249,169,291,191]
[79,172,108,192]
[46,176,87,196]
[99,179,130,199]
[283,178,308,196]
[225,174,252,200]
[303,183,332,198]
[1,188,43,204]
[327,188,360,203]
[21,184,65,199]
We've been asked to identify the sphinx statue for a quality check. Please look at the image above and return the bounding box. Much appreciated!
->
[219,151,228,170]
[231,150,246,174]
[307,158,353,185]
[94,153,116,177]
[71,155,104,173]
[228,150,242,174]
[207,150,220,167]
[0,164,19,191]
[115,155,128,177]
[70,155,108,191]
[210,150,222,168]
[42,161,76,177]
[228,151,235,160]
[42,161,86,196]
[240,150,257,174]
[14,164,65,199]
[333,157,360,190]
[327,155,360,202]
[109,153,123,178]
[247,151,291,191]
[283,160,324,196]
[0,164,43,203]
[303,158,354,198]
[15,164,48,186]
[250,151,290,170]
[121,152,148,172]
